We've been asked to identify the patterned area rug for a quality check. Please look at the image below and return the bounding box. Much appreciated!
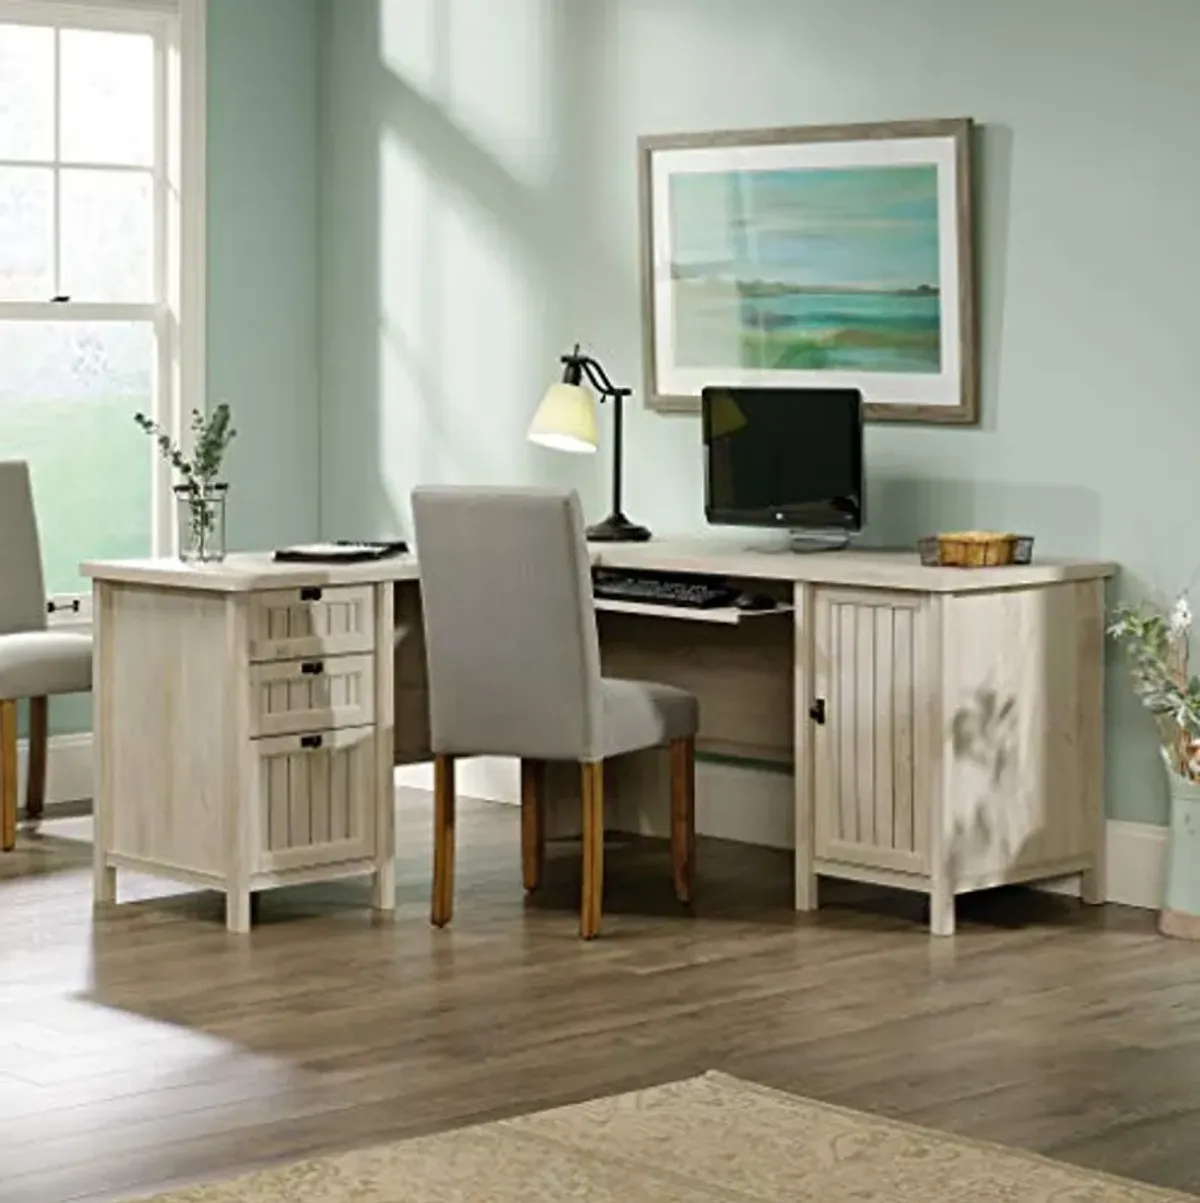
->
[140,1071,1193,1202]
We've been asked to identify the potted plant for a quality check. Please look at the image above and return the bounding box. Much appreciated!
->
[1109,591,1200,938]
[135,403,237,563]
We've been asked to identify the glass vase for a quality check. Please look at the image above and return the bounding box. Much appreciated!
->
[175,482,228,563]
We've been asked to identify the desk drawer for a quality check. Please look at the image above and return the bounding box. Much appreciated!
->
[249,654,375,738]
[255,726,376,872]
[249,585,375,662]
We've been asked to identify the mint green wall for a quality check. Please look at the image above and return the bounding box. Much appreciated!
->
[208,0,320,551]
[318,0,586,540]
[51,0,321,737]
[319,0,1200,826]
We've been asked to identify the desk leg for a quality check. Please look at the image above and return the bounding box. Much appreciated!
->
[929,881,955,937]
[226,888,251,934]
[793,584,818,912]
[93,858,116,905]
[371,860,396,913]
[373,582,397,916]
[92,583,117,906]
[794,864,818,912]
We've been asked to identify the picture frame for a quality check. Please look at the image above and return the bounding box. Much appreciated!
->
[637,118,977,425]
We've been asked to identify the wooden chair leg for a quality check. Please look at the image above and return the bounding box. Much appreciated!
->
[580,760,604,939]
[26,696,48,823]
[520,758,545,892]
[0,700,17,852]
[431,754,456,927]
[670,736,696,904]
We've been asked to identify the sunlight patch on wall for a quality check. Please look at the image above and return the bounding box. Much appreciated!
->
[378,0,440,100]
[376,126,544,524]
[377,0,554,190]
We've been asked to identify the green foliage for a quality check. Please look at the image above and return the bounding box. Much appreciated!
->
[133,402,236,488]
[134,403,235,560]
[1108,601,1200,776]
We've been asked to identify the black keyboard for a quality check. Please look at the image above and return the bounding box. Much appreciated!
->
[592,569,740,610]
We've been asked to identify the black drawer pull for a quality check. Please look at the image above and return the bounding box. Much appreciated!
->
[299,733,323,750]
[300,660,324,675]
[299,586,323,602]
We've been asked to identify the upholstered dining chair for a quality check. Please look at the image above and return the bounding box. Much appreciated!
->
[411,485,699,939]
[0,461,92,852]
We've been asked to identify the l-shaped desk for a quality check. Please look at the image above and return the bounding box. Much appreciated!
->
[84,540,1116,935]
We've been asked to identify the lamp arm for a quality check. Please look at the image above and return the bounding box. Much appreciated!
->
[577,355,631,400]
[557,344,633,524]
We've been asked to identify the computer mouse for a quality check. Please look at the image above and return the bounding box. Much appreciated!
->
[735,592,776,611]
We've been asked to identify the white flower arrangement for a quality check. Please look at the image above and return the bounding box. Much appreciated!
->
[1109,588,1200,781]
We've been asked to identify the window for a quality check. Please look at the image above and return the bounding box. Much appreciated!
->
[0,0,204,623]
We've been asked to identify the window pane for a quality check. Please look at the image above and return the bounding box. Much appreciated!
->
[60,28,154,167]
[0,322,153,594]
[0,167,53,300]
[0,24,54,160]
[60,170,153,302]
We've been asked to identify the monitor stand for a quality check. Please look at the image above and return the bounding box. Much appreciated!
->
[754,529,852,554]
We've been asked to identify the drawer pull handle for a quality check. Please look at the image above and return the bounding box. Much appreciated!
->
[299,734,324,750]
[300,660,324,675]
[299,586,323,602]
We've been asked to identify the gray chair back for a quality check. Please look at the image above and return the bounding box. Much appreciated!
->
[0,461,46,636]
[411,485,602,761]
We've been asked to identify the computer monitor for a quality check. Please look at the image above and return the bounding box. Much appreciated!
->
[701,386,864,540]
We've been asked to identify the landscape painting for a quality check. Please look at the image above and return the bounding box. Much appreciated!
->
[638,119,977,424]
[669,163,941,373]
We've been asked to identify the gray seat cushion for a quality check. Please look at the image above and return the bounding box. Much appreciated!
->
[0,631,92,700]
[600,677,699,760]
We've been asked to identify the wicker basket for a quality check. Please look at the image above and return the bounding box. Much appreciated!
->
[917,532,1035,568]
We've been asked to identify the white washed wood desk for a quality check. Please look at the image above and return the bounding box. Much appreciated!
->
[585,541,1118,935]
[85,542,1117,937]
[83,554,423,933]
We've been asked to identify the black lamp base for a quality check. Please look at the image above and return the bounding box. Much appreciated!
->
[586,512,652,543]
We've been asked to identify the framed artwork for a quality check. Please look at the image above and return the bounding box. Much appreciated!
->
[637,118,977,424]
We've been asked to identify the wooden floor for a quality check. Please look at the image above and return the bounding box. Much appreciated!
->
[3,792,1199,1203]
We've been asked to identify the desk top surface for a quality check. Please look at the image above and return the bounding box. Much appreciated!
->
[83,537,1117,595]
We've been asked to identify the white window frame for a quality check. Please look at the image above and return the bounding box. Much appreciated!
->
[0,0,206,630]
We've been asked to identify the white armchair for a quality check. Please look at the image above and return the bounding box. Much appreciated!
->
[0,461,92,851]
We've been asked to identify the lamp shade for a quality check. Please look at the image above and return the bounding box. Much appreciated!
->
[527,382,598,454]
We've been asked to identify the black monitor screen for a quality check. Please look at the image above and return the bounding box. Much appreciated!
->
[701,386,864,531]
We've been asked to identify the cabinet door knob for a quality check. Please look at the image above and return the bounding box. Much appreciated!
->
[299,733,323,750]
[809,698,826,725]
[300,660,324,675]
[299,586,323,602]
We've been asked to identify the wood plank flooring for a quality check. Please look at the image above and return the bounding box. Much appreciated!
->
[2,792,1199,1202]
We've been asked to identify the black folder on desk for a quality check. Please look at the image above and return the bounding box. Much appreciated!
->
[272,539,409,564]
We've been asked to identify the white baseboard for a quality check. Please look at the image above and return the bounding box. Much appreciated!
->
[20,731,93,807]
[396,758,521,803]
[399,755,1168,911]
[1036,820,1167,911]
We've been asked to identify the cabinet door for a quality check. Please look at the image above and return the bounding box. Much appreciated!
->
[254,725,376,872]
[813,590,930,874]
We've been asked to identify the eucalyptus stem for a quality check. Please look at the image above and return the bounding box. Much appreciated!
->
[135,403,236,562]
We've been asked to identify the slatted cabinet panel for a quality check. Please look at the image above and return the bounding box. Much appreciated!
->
[249,654,375,737]
[248,585,375,662]
[255,726,376,872]
[813,590,928,875]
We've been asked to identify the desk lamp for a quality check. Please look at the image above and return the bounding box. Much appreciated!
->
[527,343,651,542]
